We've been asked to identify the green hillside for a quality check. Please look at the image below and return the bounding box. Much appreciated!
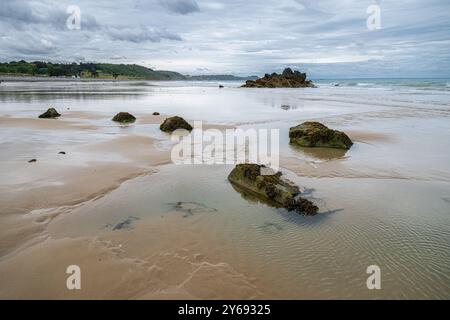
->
[0,61,186,80]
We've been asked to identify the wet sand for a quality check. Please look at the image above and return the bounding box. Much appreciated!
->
[0,81,449,299]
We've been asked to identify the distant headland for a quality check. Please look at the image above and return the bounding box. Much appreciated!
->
[0,60,257,81]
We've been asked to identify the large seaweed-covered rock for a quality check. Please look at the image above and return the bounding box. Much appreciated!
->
[39,108,61,119]
[242,68,315,88]
[289,122,353,150]
[112,112,136,123]
[160,116,193,132]
[228,164,318,215]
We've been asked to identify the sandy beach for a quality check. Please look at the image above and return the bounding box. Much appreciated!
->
[0,80,449,299]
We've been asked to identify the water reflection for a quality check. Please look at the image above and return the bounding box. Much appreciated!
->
[289,144,349,160]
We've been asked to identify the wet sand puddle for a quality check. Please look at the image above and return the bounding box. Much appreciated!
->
[1,163,448,299]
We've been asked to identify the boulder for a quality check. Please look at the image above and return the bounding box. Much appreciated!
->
[282,67,294,77]
[289,121,353,150]
[242,68,315,88]
[228,164,318,215]
[112,112,136,123]
[160,116,193,133]
[39,108,61,119]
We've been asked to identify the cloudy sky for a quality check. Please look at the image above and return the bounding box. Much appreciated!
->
[1,0,449,78]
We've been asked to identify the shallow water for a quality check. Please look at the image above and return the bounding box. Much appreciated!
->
[45,164,450,299]
[0,79,449,299]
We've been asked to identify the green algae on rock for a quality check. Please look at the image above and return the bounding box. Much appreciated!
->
[112,112,136,123]
[289,121,353,150]
[228,164,318,215]
[160,116,193,133]
[38,108,61,119]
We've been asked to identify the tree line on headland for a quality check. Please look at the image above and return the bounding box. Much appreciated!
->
[0,60,256,81]
[0,60,185,80]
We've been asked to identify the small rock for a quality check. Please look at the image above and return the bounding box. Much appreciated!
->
[28,159,37,163]
[112,216,140,231]
[289,121,353,150]
[39,108,61,119]
[160,116,193,133]
[112,112,136,123]
[58,151,66,155]
[153,112,160,116]
[172,202,217,218]
[219,85,224,88]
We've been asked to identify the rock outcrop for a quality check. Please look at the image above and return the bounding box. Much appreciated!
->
[242,68,315,88]
[228,164,318,215]
[160,116,193,133]
[39,108,61,119]
[289,121,353,150]
[112,112,136,123]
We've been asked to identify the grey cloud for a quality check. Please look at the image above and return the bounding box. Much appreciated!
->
[110,55,127,60]
[135,0,200,15]
[69,55,86,62]
[1,0,180,45]
[292,0,333,16]
[0,0,449,78]
[1,32,56,56]
[0,0,100,31]
[159,0,200,14]
[106,26,182,43]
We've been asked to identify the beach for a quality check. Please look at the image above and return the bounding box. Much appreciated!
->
[0,79,449,299]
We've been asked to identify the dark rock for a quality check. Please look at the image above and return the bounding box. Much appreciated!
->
[153,112,160,116]
[219,85,224,88]
[58,151,66,155]
[228,164,318,215]
[112,112,136,123]
[160,116,193,133]
[28,159,37,163]
[282,67,294,77]
[285,198,319,216]
[293,71,307,83]
[242,68,315,88]
[112,216,140,231]
[289,121,353,150]
[39,108,61,119]
[172,202,217,218]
